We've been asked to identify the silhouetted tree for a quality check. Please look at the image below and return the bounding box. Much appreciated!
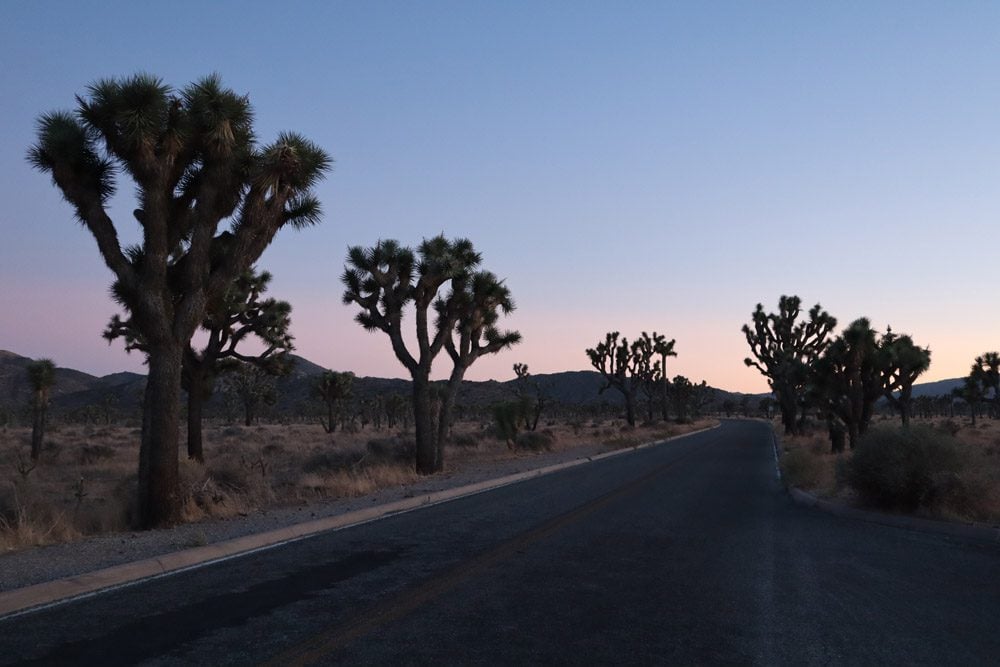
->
[812,318,882,450]
[971,352,1000,418]
[105,268,294,462]
[587,332,642,426]
[314,370,355,433]
[879,328,931,427]
[953,376,985,425]
[222,362,277,426]
[632,333,663,424]
[438,270,520,459]
[743,296,837,435]
[513,363,548,431]
[651,333,677,421]
[30,74,330,526]
[342,236,485,474]
[26,359,56,461]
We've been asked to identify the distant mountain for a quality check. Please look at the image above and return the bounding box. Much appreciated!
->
[0,348,969,418]
[909,378,964,398]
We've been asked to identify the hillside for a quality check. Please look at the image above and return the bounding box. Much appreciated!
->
[2,348,964,418]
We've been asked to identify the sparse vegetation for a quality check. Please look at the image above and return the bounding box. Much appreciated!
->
[778,417,1000,523]
[0,418,714,552]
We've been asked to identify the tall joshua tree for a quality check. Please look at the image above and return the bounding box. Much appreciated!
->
[879,327,931,427]
[342,235,482,474]
[26,359,56,461]
[106,268,294,462]
[30,74,330,527]
[632,333,662,424]
[586,332,642,426]
[438,271,520,462]
[651,332,677,422]
[743,296,837,435]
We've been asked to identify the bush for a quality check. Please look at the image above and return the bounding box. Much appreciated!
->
[301,450,358,474]
[515,430,554,451]
[781,448,825,490]
[365,437,414,464]
[849,426,963,512]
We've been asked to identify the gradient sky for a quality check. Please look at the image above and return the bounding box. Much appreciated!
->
[2,2,999,393]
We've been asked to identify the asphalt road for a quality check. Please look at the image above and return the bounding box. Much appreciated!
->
[2,420,998,665]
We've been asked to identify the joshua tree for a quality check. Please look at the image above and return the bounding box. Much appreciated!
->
[342,236,492,474]
[30,74,330,527]
[812,318,883,450]
[314,370,355,434]
[879,328,931,426]
[651,332,677,421]
[953,376,985,425]
[743,296,837,435]
[670,375,694,422]
[26,359,56,461]
[106,268,294,462]
[221,362,277,426]
[971,352,1000,418]
[586,332,642,426]
[631,333,662,424]
[513,363,548,432]
[437,270,520,460]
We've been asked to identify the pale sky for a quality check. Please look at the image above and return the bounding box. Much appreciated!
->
[2,2,998,393]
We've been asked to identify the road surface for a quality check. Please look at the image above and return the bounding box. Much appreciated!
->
[2,420,998,665]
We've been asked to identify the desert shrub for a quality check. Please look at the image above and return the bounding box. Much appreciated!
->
[516,430,554,451]
[938,419,961,436]
[781,448,825,490]
[80,444,116,464]
[849,426,963,512]
[302,450,358,473]
[491,401,524,445]
[366,437,414,464]
[449,432,479,448]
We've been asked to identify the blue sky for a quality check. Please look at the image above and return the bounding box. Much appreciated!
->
[2,2,999,392]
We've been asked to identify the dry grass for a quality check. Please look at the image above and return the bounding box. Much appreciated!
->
[779,416,1000,523]
[0,417,714,552]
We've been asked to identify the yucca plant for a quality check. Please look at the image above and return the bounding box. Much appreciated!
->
[30,74,330,526]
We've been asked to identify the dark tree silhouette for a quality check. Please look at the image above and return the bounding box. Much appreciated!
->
[971,352,1000,418]
[221,362,277,426]
[812,318,882,451]
[651,332,677,421]
[30,74,330,527]
[512,363,548,431]
[586,332,642,426]
[743,296,837,435]
[26,359,56,461]
[343,236,503,474]
[438,271,520,461]
[879,327,931,426]
[105,268,294,462]
[314,370,355,433]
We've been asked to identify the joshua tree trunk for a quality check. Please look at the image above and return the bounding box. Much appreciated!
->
[187,382,205,463]
[30,397,47,461]
[624,394,636,427]
[778,393,798,435]
[437,365,466,465]
[138,343,183,529]
[412,373,438,474]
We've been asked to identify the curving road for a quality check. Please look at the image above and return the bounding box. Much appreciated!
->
[2,420,998,665]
